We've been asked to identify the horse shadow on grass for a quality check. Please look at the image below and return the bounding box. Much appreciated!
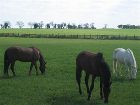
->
[49,92,107,105]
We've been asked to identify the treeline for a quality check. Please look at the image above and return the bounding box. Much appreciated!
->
[117,24,140,29]
[0,21,96,29]
[1,21,140,29]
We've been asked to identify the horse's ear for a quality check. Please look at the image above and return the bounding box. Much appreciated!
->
[96,52,103,60]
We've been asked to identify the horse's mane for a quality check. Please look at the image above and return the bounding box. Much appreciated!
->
[30,46,46,65]
[39,52,46,64]
[100,61,111,87]
[97,52,111,82]
[127,48,136,67]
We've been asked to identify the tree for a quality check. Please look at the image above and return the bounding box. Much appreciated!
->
[90,23,95,29]
[53,24,57,29]
[104,24,107,29]
[78,24,83,29]
[33,23,39,29]
[83,23,89,29]
[0,24,3,29]
[45,24,50,29]
[16,21,24,29]
[38,21,44,28]
[49,21,54,28]
[117,25,123,29]
[3,21,11,29]
[28,22,34,28]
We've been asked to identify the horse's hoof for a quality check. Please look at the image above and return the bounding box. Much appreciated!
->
[104,100,108,103]
[79,90,82,95]
[87,98,90,101]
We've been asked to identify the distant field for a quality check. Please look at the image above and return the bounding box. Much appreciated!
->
[0,28,140,36]
[0,37,140,105]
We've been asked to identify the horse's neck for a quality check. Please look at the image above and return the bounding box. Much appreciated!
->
[100,62,111,84]
[39,53,45,65]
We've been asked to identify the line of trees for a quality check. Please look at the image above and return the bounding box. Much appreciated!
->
[0,21,96,29]
[117,24,140,29]
[1,21,140,29]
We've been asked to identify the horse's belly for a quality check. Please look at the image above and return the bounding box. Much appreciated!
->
[16,57,32,62]
[85,68,99,76]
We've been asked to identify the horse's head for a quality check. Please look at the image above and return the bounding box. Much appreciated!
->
[127,49,137,79]
[39,61,47,74]
[100,61,112,103]
[103,81,112,103]
[38,52,47,74]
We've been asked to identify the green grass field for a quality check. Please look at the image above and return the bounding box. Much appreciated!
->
[0,28,140,36]
[0,37,140,105]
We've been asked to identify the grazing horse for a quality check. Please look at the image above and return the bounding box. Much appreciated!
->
[4,46,47,76]
[76,51,112,103]
[113,48,137,79]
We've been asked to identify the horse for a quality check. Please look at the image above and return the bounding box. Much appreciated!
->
[76,51,112,103]
[113,48,137,79]
[3,46,47,77]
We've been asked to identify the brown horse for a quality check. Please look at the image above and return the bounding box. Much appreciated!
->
[76,51,112,103]
[4,46,47,76]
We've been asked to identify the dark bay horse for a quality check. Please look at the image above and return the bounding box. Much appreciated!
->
[4,46,47,76]
[76,51,112,103]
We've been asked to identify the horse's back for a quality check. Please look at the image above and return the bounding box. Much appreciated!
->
[113,48,126,63]
[5,46,38,62]
[76,51,96,65]
[76,51,103,75]
[6,46,33,55]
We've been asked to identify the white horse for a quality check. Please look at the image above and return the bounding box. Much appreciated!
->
[113,48,137,79]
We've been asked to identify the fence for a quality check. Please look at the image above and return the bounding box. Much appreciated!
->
[0,33,140,40]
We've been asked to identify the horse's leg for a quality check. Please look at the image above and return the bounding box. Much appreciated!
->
[128,66,132,79]
[76,65,82,95]
[10,62,16,76]
[34,62,39,75]
[4,61,10,77]
[125,63,130,79]
[116,61,120,77]
[100,77,103,99]
[29,63,33,76]
[118,62,122,76]
[85,73,90,94]
[88,75,96,100]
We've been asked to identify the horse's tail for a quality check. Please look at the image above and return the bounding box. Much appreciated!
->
[113,49,119,60]
[112,49,118,74]
[4,50,9,75]
[112,59,116,74]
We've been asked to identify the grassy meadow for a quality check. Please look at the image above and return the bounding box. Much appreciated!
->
[0,37,140,105]
[0,28,140,36]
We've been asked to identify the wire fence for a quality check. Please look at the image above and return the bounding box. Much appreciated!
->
[0,33,140,40]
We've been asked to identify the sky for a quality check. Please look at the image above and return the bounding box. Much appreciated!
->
[0,0,140,28]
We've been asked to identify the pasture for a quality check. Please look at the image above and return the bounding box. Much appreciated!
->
[0,28,140,36]
[0,37,140,105]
